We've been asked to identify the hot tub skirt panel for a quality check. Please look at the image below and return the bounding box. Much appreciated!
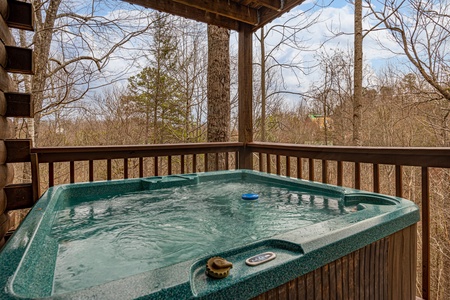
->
[252,224,417,300]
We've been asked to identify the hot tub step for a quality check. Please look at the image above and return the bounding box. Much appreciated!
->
[190,239,303,298]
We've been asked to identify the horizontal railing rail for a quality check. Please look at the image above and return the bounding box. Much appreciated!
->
[31,142,244,189]
[9,142,450,299]
[247,142,450,300]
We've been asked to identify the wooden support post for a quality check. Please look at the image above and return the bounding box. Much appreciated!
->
[238,23,253,169]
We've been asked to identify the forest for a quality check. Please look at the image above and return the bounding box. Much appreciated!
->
[7,0,450,299]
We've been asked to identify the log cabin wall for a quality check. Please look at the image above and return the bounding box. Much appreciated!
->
[0,0,34,249]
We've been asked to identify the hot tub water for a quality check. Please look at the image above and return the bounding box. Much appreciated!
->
[51,180,352,293]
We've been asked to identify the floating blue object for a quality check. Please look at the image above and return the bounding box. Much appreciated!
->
[242,193,259,200]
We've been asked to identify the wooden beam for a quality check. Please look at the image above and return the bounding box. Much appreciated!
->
[5,0,34,31]
[238,23,253,169]
[255,0,306,31]
[173,0,258,25]
[4,46,33,74]
[4,139,31,163]
[123,0,240,31]
[255,0,283,11]
[4,92,33,117]
[4,183,34,210]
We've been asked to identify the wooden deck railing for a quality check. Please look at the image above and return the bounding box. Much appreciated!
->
[7,142,450,299]
[31,142,243,192]
[247,142,450,300]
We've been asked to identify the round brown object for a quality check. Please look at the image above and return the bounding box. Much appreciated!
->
[0,189,5,215]
[0,116,11,139]
[0,164,13,188]
[0,92,6,116]
[205,257,233,279]
[0,213,9,240]
[0,140,6,164]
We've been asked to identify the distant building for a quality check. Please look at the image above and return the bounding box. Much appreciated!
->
[307,114,332,130]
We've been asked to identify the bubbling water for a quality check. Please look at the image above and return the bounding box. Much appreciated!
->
[51,181,352,294]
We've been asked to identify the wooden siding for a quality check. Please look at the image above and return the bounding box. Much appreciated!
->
[0,0,34,251]
[252,224,417,300]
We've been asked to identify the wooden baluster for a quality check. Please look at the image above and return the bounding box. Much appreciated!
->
[286,156,291,177]
[193,154,197,173]
[259,152,263,172]
[215,153,219,171]
[395,165,402,197]
[276,154,281,175]
[107,159,112,180]
[204,153,208,172]
[225,152,229,170]
[154,157,159,176]
[139,157,144,177]
[181,155,185,174]
[422,167,430,300]
[168,156,172,175]
[70,161,75,183]
[373,163,379,193]
[123,158,128,179]
[31,153,40,202]
[322,159,328,183]
[355,162,361,189]
[49,162,54,187]
[89,160,94,182]
[267,154,271,174]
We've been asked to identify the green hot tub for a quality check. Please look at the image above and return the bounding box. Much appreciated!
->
[0,170,419,299]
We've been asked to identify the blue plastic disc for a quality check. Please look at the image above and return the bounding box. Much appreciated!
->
[242,193,259,200]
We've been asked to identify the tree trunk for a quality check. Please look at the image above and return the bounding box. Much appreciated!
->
[353,0,363,146]
[31,0,62,146]
[207,25,230,170]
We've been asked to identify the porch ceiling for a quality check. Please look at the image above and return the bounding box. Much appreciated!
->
[122,0,307,31]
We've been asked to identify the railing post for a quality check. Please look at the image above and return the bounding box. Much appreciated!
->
[373,163,379,193]
[355,162,361,190]
[238,23,253,169]
[31,153,40,202]
[395,165,403,197]
[421,166,430,300]
[337,161,343,186]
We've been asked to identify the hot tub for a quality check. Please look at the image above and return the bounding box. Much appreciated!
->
[0,170,419,299]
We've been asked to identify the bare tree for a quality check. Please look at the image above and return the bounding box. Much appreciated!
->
[20,0,156,146]
[255,6,323,141]
[206,25,230,170]
[207,25,230,143]
[369,0,450,103]
[353,0,363,146]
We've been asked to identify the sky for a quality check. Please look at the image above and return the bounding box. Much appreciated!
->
[251,0,405,100]
[91,0,407,105]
